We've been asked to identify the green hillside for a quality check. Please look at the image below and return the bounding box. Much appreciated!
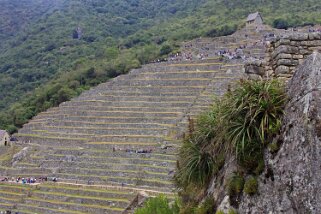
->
[0,0,321,132]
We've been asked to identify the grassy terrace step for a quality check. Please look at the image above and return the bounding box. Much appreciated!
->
[0,167,51,176]
[0,183,33,195]
[51,173,173,188]
[34,111,183,119]
[60,100,194,108]
[45,182,175,197]
[21,127,173,137]
[14,204,87,214]
[0,196,21,204]
[48,105,188,112]
[25,116,179,125]
[21,127,169,136]
[0,190,25,198]
[32,191,130,207]
[78,95,199,102]
[25,197,123,214]
[137,70,219,76]
[92,89,203,95]
[103,85,206,90]
[26,121,177,128]
[166,62,223,67]
[3,173,174,189]
[32,147,178,161]
[40,154,177,165]
[101,79,212,87]
[18,132,167,142]
[37,183,135,198]
[0,203,14,212]
[49,148,178,159]
[41,125,173,131]
[52,167,171,181]
[75,96,199,103]
[30,160,172,173]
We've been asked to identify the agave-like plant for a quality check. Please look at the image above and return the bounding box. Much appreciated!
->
[174,78,287,189]
[175,138,215,188]
[224,79,286,158]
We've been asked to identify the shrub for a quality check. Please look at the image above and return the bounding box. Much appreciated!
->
[223,79,286,165]
[254,158,265,176]
[134,195,179,214]
[175,139,215,188]
[160,44,173,55]
[228,209,237,214]
[215,210,225,214]
[227,173,244,197]
[273,19,290,29]
[268,141,280,154]
[195,196,216,214]
[244,177,258,195]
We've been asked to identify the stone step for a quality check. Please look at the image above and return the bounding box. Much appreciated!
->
[37,183,134,199]
[0,165,51,176]
[54,167,171,181]
[19,131,167,143]
[50,173,173,189]
[27,116,179,126]
[48,148,178,160]
[41,154,177,166]
[24,160,171,174]
[24,197,123,214]
[75,95,198,103]
[32,191,130,208]
[0,196,20,205]
[34,110,184,119]
[61,100,194,108]
[137,70,219,77]
[21,126,169,136]
[0,183,33,194]
[0,202,14,212]
[102,79,212,87]
[15,204,87,214]
[24,122,176,131]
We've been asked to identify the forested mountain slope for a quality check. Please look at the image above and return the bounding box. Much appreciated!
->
[0,0,64,46]
[0,0,321,132]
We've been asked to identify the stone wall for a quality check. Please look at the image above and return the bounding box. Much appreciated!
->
[245,32,321,79]
[266,32,321,78]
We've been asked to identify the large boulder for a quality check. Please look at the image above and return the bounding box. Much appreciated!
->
[239,52,321,213]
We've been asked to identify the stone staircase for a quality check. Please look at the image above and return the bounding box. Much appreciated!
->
[0,26,272,213]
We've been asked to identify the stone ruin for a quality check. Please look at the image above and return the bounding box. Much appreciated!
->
[245,32,321,79]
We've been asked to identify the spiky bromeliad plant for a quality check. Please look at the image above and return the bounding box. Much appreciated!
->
[175,138,215,188]
[223,79,286,166]
[175,78,286,198]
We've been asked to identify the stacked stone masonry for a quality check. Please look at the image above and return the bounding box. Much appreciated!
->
[266,32,321,78]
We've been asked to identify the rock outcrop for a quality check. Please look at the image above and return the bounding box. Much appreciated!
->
[239,52,321,213]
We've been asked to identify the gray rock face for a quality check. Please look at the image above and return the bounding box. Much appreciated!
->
[239,52,321,213]
[12,147,30,166]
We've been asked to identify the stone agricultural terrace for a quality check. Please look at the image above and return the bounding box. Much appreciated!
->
[0,24,305,213]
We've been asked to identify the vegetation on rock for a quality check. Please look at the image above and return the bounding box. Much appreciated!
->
[243,176,258,195]
[134,195,180,214]
[174,79,286,210]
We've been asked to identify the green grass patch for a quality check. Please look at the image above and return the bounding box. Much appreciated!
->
[244,176,258,195]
